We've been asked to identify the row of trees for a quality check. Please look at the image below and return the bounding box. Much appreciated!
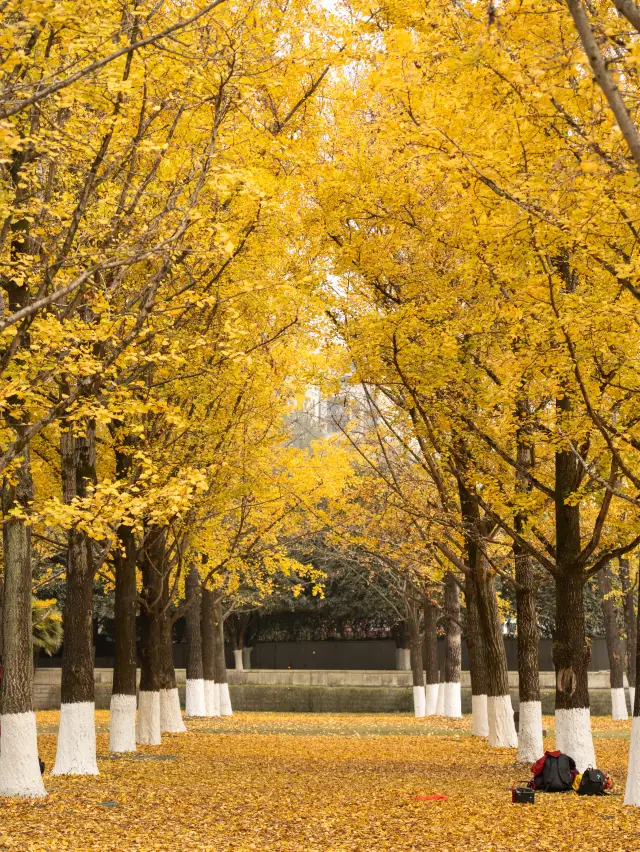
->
[286,0,640,808]
[0,0,345,798]
[6,0,640,813]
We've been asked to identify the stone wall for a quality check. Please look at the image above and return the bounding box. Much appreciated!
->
[32,668,624,715]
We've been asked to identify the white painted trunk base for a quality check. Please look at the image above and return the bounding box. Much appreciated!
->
[213,682,221,715]
[630,687,636,715]
[624,715,640,805]
[52,702,99,775]
[471,694,489,737]
[413,685,426,718]
[219,682,233,716]
[160,687,186,733]
[518,700,543,764]
[435,681,445,715]
[233,649,244,671]
[443,682,462,718]
[555,707,596,773]
[185,678,207,717]
[109,694,137,753]
[137,690,161,745]
[0,711,47,797]
[396,648,411,671]
[611,687,629,721]
[204,680,220,716]
[487,694,518,748]
[424,683,439,716]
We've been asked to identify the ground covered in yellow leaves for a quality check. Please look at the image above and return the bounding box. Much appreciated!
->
[2,711,639,851]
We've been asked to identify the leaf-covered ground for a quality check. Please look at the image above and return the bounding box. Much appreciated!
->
[2,711,639,850]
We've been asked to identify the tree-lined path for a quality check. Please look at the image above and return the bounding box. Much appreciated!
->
[5,0,640,842]
[1,711,636,852]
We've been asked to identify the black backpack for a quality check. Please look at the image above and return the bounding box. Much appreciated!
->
[577,768,606,796]
[540,753,575,792]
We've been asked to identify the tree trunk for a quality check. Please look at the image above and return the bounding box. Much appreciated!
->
[392,621,410,670]
[443,573,462,718]
[423,595,439,716]
[624,556,640,804]
[201,586,219,716]
[474,563,517,747]
[597,564,628,719]
[109,440,139,753]
[137,525,164,745]
[53,421,99,776]
[435,649,445,715]
[553,431,595,772]
[514,409,543,761]
[110,520,138,752]
[407,598,425,717]
[464,572,488,736]
[0,444,46,797]
[185,565,205,717]
[159,609,185,734]
[458,477,516,747]
[514,547,543,761]
[214,600,232,716]
[620,557,637,711]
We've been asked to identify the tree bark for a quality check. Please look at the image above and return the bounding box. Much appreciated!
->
[406,597,425,717]
[443,572,462,717]
[109,517,138,752]
[137,525,164,744]
[423,594,439,715]
[620,557,637,704]
[552,423,595,771]
[458,475,516,746]
[201,586,218,716]
[463,572,488,736]
[598,564,628,719]
[624,553,640,803]
[214,599,232,715]
[0,442,46,796]
[53,420,99,776]
[159,601,185,733]
[185,564,205,717]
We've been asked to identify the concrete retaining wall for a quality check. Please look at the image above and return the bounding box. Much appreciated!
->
[32,668,625,715]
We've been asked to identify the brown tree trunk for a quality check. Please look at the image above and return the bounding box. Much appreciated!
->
[423,595,439,686]
[443,573,462,717]
[406,598,424,715]
[185,565,205,716]
[201,586,217,715]
[1,446,34,717]
[598,564,627,718]
[463,572,488,696]
[112,521,138,698]
[186,566,204,681]
[214,599,232,715]
[139,526,164,694]
[422,593,439,715]
[463,572,489,735]
[620,557,637,695]
[137,525,164,744]
[59,421,97,707]
[112,442,138,701]
[458,471,515,744]
[514,551,540,702]
[53,420,99,775]
[108,464,139,752]
[0,442,46,794]
[444,573,461,685]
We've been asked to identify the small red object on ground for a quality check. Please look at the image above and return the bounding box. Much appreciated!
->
[415,794,448,801]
